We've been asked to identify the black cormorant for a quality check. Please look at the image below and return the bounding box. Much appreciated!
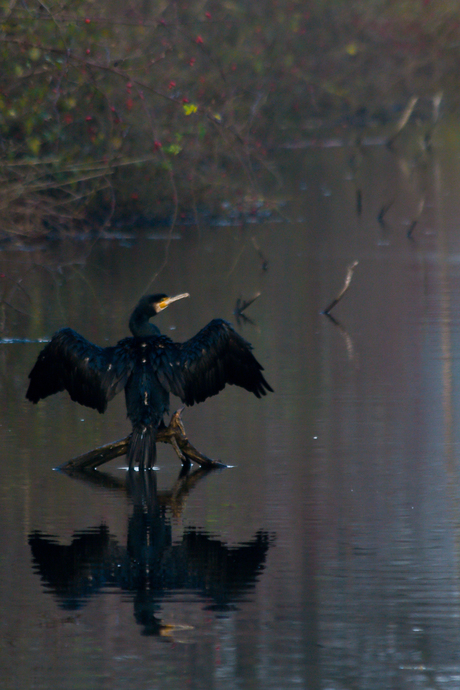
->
[26,293,273,468]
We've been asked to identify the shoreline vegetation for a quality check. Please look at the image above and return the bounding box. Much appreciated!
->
[1,0,459,238]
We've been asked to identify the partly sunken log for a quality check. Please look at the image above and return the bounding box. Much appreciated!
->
[59,409,226,472]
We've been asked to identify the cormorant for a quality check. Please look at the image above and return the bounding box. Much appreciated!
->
[26,293,273,468]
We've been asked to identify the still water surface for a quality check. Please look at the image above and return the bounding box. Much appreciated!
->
[3,134,460,688]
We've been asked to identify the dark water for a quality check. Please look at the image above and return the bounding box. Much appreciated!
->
[3,129,460,689]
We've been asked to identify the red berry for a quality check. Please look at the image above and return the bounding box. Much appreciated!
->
[85,115,92,121]
[205,11,211,18]
[196,35,204,44]
[168,81,176,89]
[85,18,90,23]
[153,141,162,150]
[182,97,189,103]
[86,49,90,55]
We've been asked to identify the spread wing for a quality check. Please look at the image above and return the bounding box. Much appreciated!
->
[170,319,273,406]
[26,328,134,413]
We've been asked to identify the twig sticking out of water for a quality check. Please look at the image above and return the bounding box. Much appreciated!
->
[407,197,425,239]
[387,96,419,149]
[377,198,395,227]
[322,260,359,315]
[235,293,261,314]
[234,293,261,326]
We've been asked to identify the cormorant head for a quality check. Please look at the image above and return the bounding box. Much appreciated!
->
[144,293,190,315]
[129,293,189,336]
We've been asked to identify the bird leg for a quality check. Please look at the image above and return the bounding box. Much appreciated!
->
[59,409,226,471]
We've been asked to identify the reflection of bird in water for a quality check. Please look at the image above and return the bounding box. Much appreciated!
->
[26,293,273,468]
[29,522,273,634]
[28,469,274,636]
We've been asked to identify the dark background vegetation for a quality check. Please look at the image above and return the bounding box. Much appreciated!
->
[1,0,459,236]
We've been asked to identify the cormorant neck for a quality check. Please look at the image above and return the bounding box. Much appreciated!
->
[129,308,161,337]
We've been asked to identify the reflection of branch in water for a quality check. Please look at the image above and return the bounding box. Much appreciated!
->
[226,245,246,279]
[422,91,443,153]
[393,150,427,240]
[251,237,269,271]
[323,312,355,361]
[29,467,274,637]
[356,188,362,216]
[347,145,364,217]
[59,409,226,472]
[322,260,358,316]
[407,196,425,239]
[64,463,222,519]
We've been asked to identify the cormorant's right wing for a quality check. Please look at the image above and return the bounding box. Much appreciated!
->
[26,328,134,413]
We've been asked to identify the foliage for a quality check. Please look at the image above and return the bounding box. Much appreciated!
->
[1,0,460,236]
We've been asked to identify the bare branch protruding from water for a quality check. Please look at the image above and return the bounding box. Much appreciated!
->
[322,260,359,315]
[387,96,419,149]
[377,198,395,227]
[234,292,261,326]
[59,409,225,471]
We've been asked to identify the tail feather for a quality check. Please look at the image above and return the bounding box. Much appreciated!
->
[127,427,157,469]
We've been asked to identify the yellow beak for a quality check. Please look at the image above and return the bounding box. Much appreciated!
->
[158,293,190,310]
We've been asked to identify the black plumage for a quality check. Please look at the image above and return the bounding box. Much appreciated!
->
[26,293,273,468]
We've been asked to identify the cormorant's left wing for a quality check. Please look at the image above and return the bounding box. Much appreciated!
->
[26,328,135,412]
[170,319,273,406]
